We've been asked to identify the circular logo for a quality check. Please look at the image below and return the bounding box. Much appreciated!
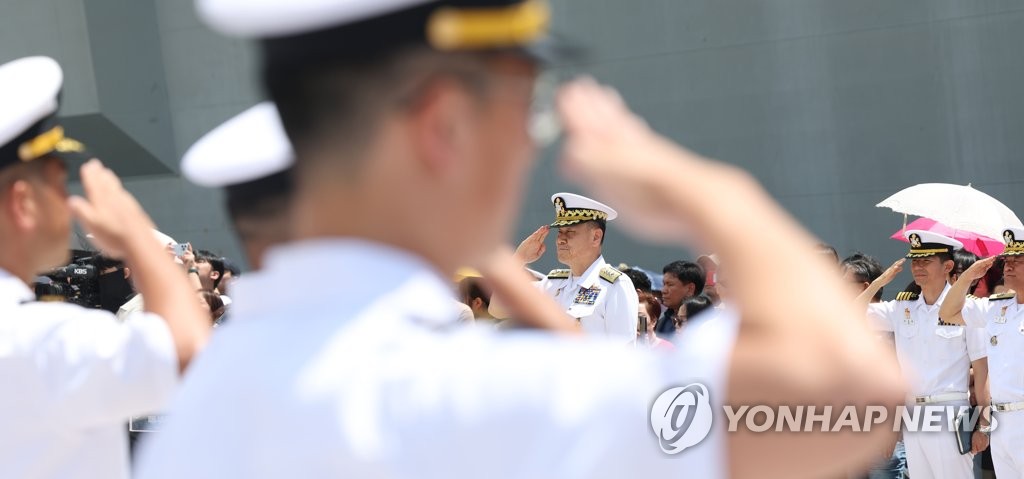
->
[650,383,714,455]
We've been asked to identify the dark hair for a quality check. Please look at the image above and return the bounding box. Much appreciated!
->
[199,291,225,323]
[222,258,241,277]
[588,219,607,245]
[842,253,884,301]
[196,249,226,289]
[952,249,979,277]
[94,255,125,272]
[902,281,922,295]
[641,295,662,324]
[680,295,714,324]
[225,170,294,246]
[460,277,491,308]
[817,243,839,263]
[266,47,496,177]
[662,260,706,295]
[621,267,652,293]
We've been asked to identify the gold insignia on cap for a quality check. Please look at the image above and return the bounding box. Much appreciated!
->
[909,233,922,248]
[553,196,566,217]
[427,0,550,51]
[550,196,609,227]
[1002,229,1024,256]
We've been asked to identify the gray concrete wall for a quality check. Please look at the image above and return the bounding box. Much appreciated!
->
[4,0,1024,288]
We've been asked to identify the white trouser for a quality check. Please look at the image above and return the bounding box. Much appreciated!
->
[991,407,1024,478]
[902,401,974,479]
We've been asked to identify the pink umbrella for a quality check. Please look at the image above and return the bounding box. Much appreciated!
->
[891,218,1005,257]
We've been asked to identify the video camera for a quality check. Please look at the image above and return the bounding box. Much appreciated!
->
[34,250,102,308]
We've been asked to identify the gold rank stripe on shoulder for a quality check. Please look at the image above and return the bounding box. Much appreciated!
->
[989,292,1017,301]
[967,294,979,300]
[895,291,920,301]
[547,269,570,279]
[599,266,622,283]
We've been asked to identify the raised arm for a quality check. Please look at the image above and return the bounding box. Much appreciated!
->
[939,256,996,325]
[856,259,904,310]
[557,78,905,479]
[69,160,210,373]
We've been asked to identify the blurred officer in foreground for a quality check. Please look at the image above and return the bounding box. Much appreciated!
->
[136,1,905,478]
[0,56,208,478]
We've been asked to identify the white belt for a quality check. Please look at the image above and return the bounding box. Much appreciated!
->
[910,392,969,404]
[993,402,1024,413]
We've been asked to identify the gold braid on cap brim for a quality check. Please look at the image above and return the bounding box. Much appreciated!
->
[17,126,85,162]
[551,208,608,227]
[427,0,550,51]
[1002,242,1024,256]
[906,248,951,258]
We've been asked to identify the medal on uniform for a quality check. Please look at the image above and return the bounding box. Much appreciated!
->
[996,306,1009,324]
[903,308,913,325]
[991,335,999,346]
[574,286,600,305]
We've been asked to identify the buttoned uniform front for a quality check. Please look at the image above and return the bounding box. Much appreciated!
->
[0,269,178,479]
[134,240,736,479]
[539,255,637,343]
[961,293,1024,477]
[868,284,987,479]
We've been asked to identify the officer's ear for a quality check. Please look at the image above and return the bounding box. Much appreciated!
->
[591,225,604,246]
[2,178,39,232]
[409,76,477,177]
[942,259,955,275]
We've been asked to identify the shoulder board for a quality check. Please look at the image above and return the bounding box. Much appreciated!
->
[967,294,979,300]
[547,269,570,279]
[895,291,920,301]
[989,292,1017,301]
[599,266,622,283]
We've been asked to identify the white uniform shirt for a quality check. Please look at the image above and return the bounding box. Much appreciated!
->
[0,269,178,479]
[867,284,987,398]
[537,256,638,342]
[135,240,734,479]
[962,295,1024,404]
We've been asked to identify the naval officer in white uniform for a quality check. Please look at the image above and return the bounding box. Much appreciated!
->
[860,230,989,479]
[517,193,637,342]
[941,226,1024,477]
[0,56,209,478]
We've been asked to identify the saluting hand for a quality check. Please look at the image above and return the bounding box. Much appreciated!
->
[962,256,997,282]
[876,259,906,287]
[514,225,549,265]
[68,159,156,259]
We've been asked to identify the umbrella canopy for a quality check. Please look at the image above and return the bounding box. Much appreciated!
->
[877,183,1022,241]
[891,218,1004,257]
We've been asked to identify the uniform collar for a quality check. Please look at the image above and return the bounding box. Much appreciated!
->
[915,282,951,310]
[570,255,606,287]
[0,268,34,305]
[232,238,459,327]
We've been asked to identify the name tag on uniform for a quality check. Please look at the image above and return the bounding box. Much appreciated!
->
[574,286,601,305]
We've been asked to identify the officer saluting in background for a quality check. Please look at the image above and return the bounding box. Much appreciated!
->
[0,56,208,478]
[515,193,637,342]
